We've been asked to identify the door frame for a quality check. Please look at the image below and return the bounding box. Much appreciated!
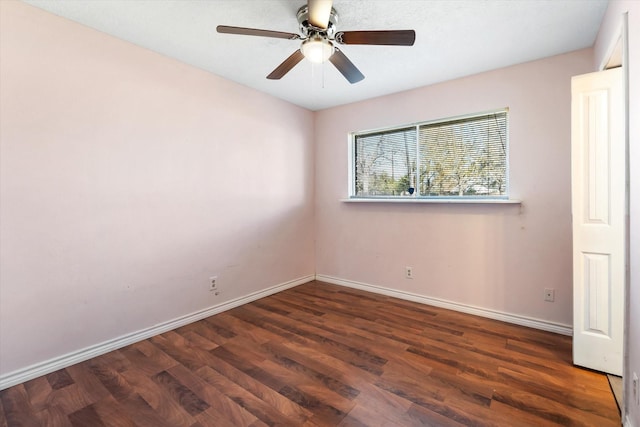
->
[597,12,630,420]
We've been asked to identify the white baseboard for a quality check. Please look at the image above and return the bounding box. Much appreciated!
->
[0,273,574,391]
[0,274,315,391]
[315,274,573,336]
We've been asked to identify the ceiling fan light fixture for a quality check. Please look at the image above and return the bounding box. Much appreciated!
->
[301,35,334,63]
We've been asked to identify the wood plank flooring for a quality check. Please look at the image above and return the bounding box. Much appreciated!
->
[0,281,620,426]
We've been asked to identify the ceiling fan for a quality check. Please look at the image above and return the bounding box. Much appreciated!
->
[216,0,415,84]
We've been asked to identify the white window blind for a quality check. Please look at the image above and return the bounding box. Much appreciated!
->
[352,110,508,199]
[354,127,417,196]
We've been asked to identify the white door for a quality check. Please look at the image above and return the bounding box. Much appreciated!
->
[571,67,624,375]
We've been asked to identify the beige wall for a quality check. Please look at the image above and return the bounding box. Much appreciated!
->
[0,1,315,376]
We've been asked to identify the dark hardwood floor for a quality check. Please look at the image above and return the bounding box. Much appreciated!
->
[0,281,620,426]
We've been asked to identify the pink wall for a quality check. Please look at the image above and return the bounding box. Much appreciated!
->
[595,2,640,425]
[315,49,593,328]
[0,1,315,376]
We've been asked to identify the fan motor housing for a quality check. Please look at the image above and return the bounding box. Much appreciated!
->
[297,5,338,38]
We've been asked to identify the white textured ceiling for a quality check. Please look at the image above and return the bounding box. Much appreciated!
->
[23,0,608,111]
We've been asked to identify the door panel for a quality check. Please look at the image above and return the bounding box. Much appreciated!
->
[572,68,624,375]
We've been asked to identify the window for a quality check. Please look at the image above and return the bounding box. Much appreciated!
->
[350,109,508,199]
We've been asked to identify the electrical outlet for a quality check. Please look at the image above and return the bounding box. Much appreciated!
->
[633,372,639,406]
[544,288,555,302]
[209,276,218,291]
[405,267,413,279]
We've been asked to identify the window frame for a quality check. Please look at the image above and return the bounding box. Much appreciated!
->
[348,108,512,202]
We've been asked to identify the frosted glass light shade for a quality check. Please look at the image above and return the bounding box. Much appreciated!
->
[301,36,334,64]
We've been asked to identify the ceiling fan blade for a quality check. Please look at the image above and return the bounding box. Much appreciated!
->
[335,30,416,46]
[267,50,305,80]
[307,0,333,29]
[329,48,364,84]
[217,25,300,40]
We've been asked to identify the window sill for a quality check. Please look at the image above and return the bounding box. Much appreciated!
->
[341,198,522,204]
